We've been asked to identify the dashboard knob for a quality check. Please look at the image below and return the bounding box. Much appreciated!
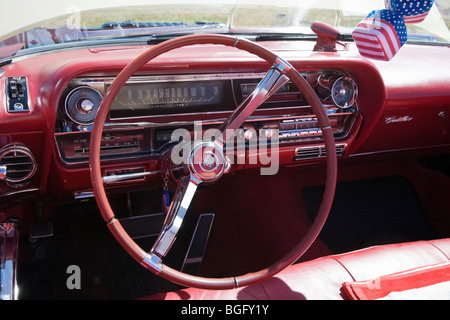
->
[78,99,94,113]
[243,129,253,140]
[238,128,254,140]
[260,127,274,139]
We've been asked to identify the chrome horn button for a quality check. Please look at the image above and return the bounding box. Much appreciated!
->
[189,141,225,183]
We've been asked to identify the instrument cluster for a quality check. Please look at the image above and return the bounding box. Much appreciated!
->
[54,70,359,165]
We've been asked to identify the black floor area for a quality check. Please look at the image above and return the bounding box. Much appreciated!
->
[18,201,183,300]
[302,175,437,254]
[17,174,437,299]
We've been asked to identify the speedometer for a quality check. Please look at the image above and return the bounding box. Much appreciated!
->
[331,77,357,109]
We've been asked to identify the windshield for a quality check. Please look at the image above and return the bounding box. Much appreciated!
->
[1,0,449,58]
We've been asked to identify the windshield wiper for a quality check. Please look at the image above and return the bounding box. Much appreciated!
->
[59,22,230,43]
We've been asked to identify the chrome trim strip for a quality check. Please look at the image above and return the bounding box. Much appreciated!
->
[74,72,275,87]
[0,188,39,199]
[105,105,311,123]
[102,170,161,185]
[0,221,19,300]
[102,107,354,127]
[73,191,95,199]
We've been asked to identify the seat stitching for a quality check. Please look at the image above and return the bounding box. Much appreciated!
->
[428,240,450,262]
[258,282,272,300]
[329,256,357,282]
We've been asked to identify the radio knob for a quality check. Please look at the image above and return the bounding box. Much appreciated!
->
[238,128,254,140]
[243,129,253,140]
[260,127,274,139]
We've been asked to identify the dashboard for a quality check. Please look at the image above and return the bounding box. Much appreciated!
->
[1,40,449,201]
[54,70,359,168]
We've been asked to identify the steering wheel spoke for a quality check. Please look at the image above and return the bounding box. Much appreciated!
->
[151,174,200,259]
[216,61,291,147]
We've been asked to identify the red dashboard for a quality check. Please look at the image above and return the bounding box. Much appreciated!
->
[0,39,449,205]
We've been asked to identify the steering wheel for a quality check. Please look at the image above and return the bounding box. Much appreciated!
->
[89,34,337,290]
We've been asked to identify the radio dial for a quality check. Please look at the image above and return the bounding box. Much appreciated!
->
[238,128,254,140]
[260,127,274,139]
[243,129,253,140]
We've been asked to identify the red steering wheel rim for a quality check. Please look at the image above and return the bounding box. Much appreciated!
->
[89,34,337,290]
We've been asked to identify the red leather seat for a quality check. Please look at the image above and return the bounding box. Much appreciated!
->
[145,239,450,300]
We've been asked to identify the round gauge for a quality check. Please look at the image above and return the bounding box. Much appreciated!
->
[65,86,103,125]
[331,77,358,109]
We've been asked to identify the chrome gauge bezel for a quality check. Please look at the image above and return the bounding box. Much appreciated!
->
[331,76,358,109]
[64,86,103,125]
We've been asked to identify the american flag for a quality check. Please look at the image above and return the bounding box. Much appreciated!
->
[353,9,408,61]
[385,0,434,23]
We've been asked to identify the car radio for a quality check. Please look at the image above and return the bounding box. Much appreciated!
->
[277,109,355,142]
[55,128,152,164]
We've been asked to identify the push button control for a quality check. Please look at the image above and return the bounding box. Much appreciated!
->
[6,77,29,113]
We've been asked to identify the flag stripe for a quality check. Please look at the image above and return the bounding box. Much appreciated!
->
[353,17,402,61]
[385,0,434,24]
[356,1,435,60]
[353,32,393,60]
[357,19,402,50]
[403,12,429,23]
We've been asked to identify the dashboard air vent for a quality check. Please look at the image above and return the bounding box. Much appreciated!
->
[0,144,37,186]
[294,144,346,161]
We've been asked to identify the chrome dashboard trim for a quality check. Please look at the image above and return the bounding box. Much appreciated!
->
[105,109,356,132]
[55,108,354,136]
[54,108,357,166]
[74,72,275,87]
[73,191,95,200]
[70,71,306,118]
[67,70,355,122]
[0,221,19,300]
[103,106,354,127]
[56,70,359,166]
[0,187,39,199]
[102,170,161,185]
